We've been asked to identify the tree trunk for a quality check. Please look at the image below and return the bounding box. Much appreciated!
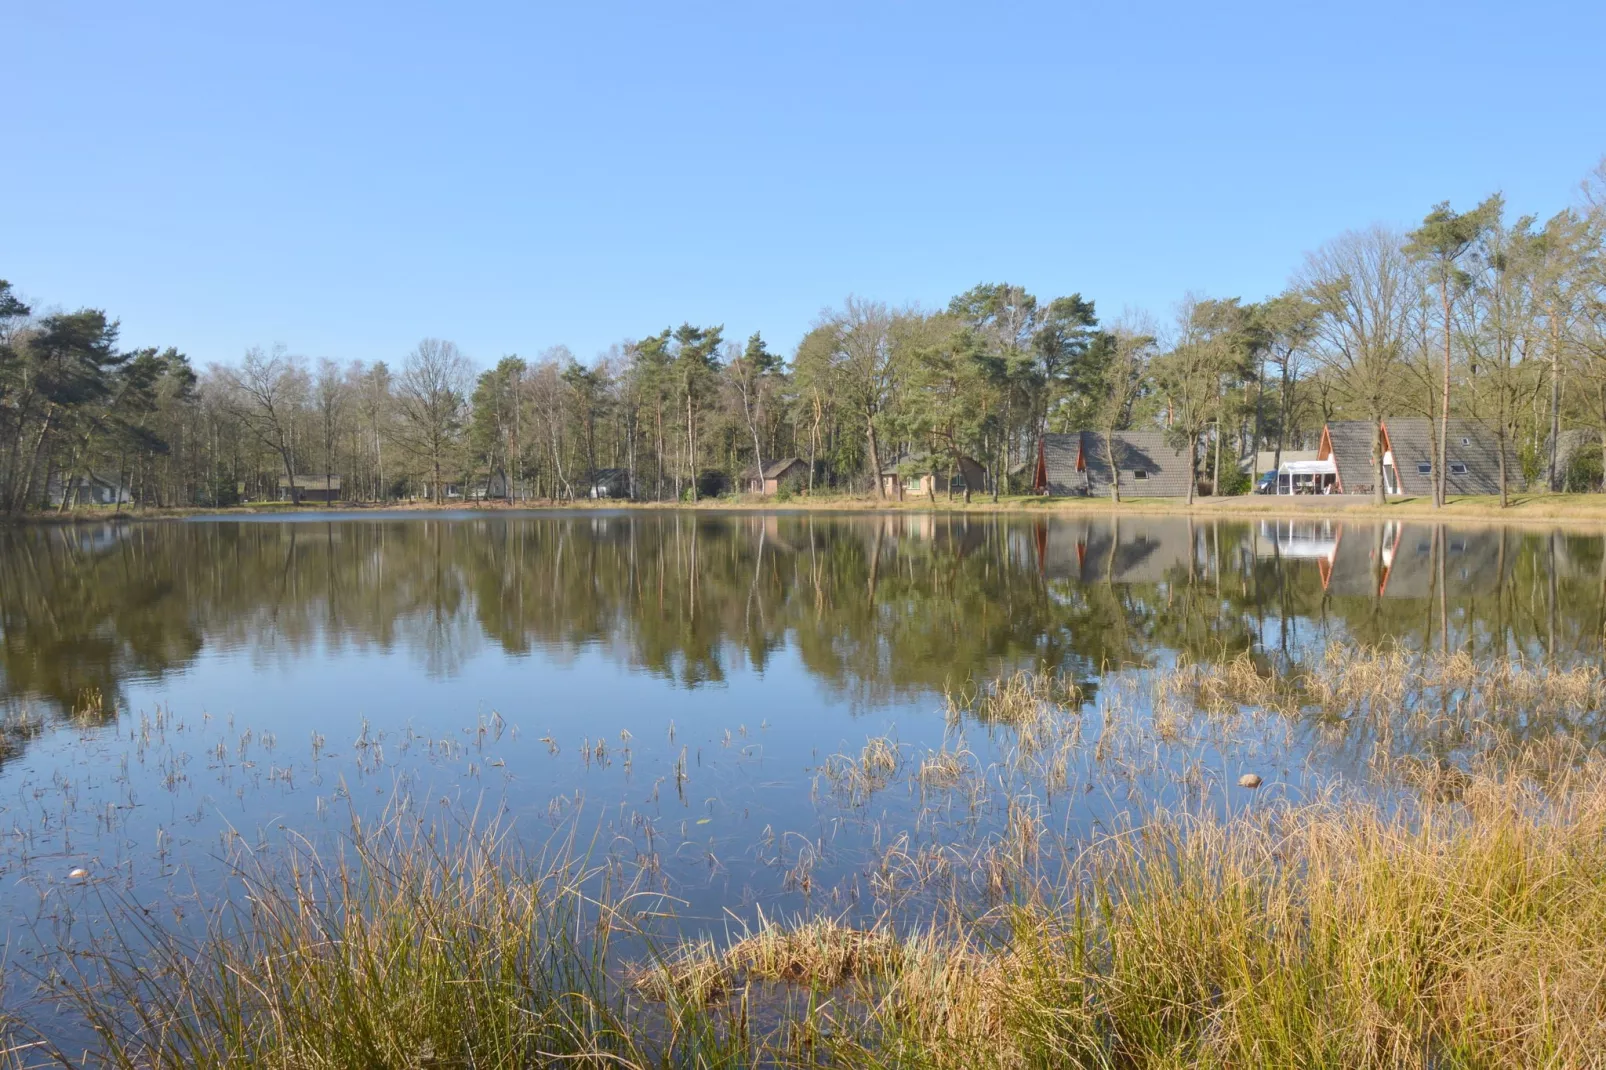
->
[808,392,822,495]
[114,448,128,515]
[281,448,299,505]
[866,414,885,499]
[685,390,697,502]
[743,381,765,499]
[1548,310,1563,491]
[1497,430,1509,509]
[1106,433,1121,503]
[1273,360,1291,480]
[1437,278,1451,509]
[1372,419,1386,505]
[13,405,56,515]
[1212,417,1222,497]
[1186,437,1197,506]
[56,441,81,516]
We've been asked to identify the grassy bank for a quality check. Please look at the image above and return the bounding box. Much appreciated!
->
[22,765,1606,1068]
[13,646,1606,1068]
[19,489,1606,526]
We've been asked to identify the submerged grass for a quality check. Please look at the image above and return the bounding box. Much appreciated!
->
[20,645,1606,1067]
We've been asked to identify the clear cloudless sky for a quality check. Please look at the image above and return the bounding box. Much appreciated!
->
[6,1,1605,370]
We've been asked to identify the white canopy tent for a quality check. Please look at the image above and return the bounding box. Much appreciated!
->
[1273,457,1338,494]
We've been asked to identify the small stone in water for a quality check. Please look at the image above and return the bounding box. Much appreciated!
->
[1238,773,1263,789]
[68,867,89,880]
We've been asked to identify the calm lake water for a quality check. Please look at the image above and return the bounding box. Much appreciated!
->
[2,510,1604,1014]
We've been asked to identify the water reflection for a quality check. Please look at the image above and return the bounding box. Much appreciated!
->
[1,513,1601,736]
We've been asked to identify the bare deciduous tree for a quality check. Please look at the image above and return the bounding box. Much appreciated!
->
[224,345,309,503]
[394,338,471,503]
[314,358,348,499]
[1302,226,1416,504]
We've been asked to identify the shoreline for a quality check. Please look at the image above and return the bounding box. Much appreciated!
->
[12,491,1606,527]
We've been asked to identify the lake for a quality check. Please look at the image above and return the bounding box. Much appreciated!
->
[2,510,1603,1024]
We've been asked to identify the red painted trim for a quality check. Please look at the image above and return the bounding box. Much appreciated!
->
[1377,522,1402,597]
[1318,425,1340,493]
[1318,525,1343,591]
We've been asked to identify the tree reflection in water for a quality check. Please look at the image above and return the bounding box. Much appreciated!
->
[1,513,1600,749]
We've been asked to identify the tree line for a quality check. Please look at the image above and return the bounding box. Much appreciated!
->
[3,159,1604,513]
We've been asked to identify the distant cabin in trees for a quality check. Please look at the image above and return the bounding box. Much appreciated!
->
[1317,420,1511,497]
[278,475,342,503]
[584,468,631,499]
[878,454,989,499]
[1034,432,1191,498]
[745,458,809,496]
[46,471,131,507]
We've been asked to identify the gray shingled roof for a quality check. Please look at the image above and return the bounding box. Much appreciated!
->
[1040,431,1192,498]
[747,457,808,481]
[1384,419,1512,496]
[1040,433,1085,496]
[1322,421,1383,495]
[1084,432,1192,498]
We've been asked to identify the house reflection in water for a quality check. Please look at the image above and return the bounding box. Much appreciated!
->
[1255,518,1344,588]
[1286,520,1514,599]
[1036,517,1200,584]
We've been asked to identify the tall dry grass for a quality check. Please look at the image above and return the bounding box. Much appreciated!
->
[22,644,1606,1067]
[51,763,1599,1068]
[37,812,705,1069]
[655,764,1606,1068]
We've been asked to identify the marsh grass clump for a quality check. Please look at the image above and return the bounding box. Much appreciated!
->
[917,744,974,788]
[817,735,904,803]
[729,917,901,987]
[44,811,669,1069]
[949,670,1081,729]
[859,735,899,777]
[632,939,732,1005]
[0,707,44,761]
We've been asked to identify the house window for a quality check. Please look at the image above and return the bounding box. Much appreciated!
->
[1417,462,1432,475]
[1132,470,1148,480]
[1450,461,1468,475]
[1461,437,1471,447]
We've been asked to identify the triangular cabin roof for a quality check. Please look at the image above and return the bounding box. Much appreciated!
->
[1381,419,1508,496]
[1317,422,1379,495]
[279,474,341,489]
[747,457,807,481]
[1036,432,1190,497]
[1318,419,1512,496]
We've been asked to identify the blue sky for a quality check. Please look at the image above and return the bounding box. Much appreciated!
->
[7,1,1604,371]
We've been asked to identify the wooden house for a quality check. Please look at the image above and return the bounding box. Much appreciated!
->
[1034,431,1192,498]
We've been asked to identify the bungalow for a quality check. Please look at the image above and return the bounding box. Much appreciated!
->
[745,457,809,496]
[1317,419,1512,497]
[878,454,989,499]
[1034,431,1192,498]
[278,474,342,503]
[584,468,632,499]
[47,471,131,507]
